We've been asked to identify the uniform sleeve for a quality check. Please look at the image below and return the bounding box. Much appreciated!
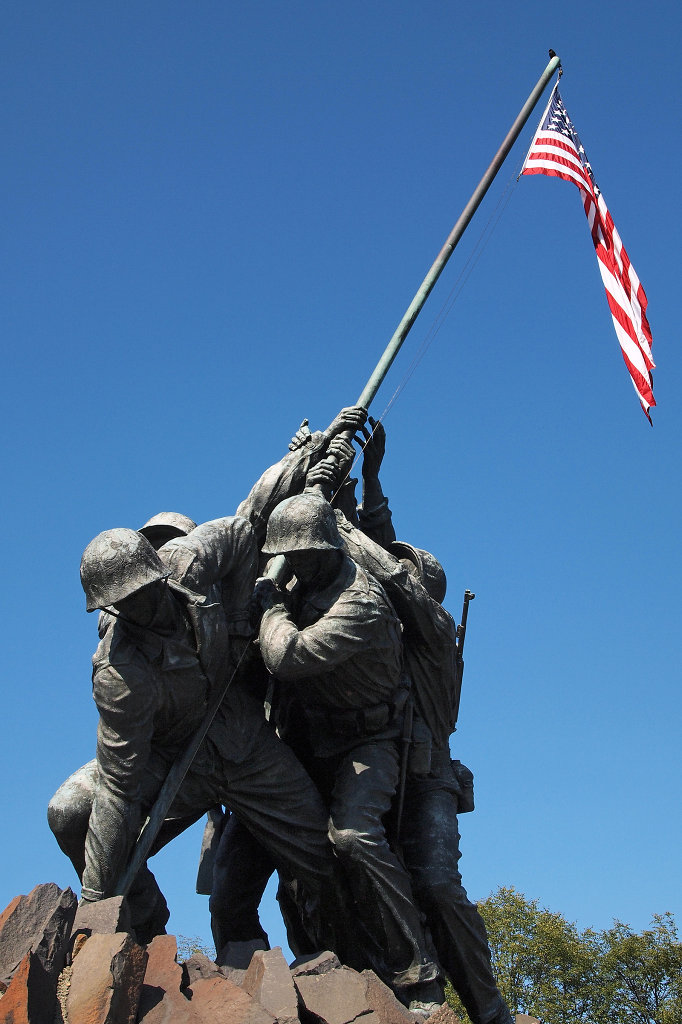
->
[337,516,452,650]
[82,656,155,899]
[236,433,330,547]
[357,495,397,548]
[259,587,384,682]
[161,516,258,635]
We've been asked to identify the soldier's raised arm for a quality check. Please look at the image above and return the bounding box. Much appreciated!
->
[236,406,366,547]
[356,418,397,548]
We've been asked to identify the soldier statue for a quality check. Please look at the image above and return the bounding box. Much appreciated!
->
[252,490,444,1014]
[332,418,515,1024]
[48,516,338,949]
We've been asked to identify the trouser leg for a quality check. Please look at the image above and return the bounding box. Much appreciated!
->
[47,761,98,879]
[401,777,512,1024]
[185,722,337,953]
[47,761,193,944]
[275,876,324,959]
[209,815,273,953]
[325,740,441,1001]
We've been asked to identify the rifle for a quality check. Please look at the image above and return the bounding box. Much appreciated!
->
[452,589,475,730]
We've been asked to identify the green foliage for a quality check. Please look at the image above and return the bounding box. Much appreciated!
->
[444,888,682,1024]
[599,914,682,1024]
[176,934,215,961]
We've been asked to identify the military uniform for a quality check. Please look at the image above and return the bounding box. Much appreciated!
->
[338,508,514,1024]
[258,495,441,1003]
[48,518,335,947]
[237,429,332,548]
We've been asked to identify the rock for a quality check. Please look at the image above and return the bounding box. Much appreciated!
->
[0,882,77,987]
[360,970,415,1024]
[216,937,270,987]
[187,972,276,1024]
[137,933,281,1024]
[0,949,56,1023]
[183,951,221,986]
[138,934,192,1023]
[290,952,341,977]
[219,963,248,988]
[415,1005,460,1024]
[71,895,132,941]
[67,932,147,1024]
[242,947,299,1024]
[293,963,370,1024]
[216,938,269,970]
[216,938,269,988]
[515,1017,541,1023]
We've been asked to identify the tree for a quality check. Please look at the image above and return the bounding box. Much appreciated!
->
[599,914,682,1024]
[176,934,215,961]
[444,888,682,1024]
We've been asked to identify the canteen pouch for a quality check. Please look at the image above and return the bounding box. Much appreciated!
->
[452,759,475,813]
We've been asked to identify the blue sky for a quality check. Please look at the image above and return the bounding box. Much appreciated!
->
[2,0,680,955]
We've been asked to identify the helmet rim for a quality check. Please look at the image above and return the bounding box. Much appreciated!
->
[81,527,171,612]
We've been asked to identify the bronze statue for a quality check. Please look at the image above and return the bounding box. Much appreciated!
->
[48,518,337,950]
[47,406,512,1023]
[253,490,444,1013]
[344,420,515,1024]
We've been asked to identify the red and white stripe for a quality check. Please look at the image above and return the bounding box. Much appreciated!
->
[521,86,655,422]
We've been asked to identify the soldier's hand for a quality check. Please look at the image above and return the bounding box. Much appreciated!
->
[357,417,386,478]
[305,456,341,492]
[289,418,312,451]
[325,406,367,438]
[327,436,355,470]
[250,577,283,627]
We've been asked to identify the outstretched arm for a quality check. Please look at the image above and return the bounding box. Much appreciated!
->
[82,660,156,901]
[357,418,396,547]
[237,407,366,547]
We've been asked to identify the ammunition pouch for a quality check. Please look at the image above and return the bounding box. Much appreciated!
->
[451,759,475,813]
[309,695,402,741]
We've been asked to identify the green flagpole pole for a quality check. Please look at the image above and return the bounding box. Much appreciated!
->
[266,51,561,583]
[355,50,561,410]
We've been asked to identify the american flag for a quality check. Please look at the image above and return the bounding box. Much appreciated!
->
[521,85,655,422]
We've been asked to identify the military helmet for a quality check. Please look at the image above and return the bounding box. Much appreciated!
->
[80,528,171,612]
[139,511,197,549]
[262,492,344,556]
[389,541,447,604]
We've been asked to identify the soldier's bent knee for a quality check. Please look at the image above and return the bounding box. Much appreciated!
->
[47,789,79,841]
[413,875,471,910]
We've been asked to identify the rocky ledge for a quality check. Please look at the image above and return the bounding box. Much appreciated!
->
[0,883,468,1024]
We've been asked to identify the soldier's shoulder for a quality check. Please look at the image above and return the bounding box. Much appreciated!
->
[161,516,253,563]
[93,623,146,676]
[344,556,391,606]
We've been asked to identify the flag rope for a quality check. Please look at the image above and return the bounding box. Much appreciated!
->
[330,159,523,498]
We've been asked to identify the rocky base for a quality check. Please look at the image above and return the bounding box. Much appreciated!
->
[0,884,464,1024]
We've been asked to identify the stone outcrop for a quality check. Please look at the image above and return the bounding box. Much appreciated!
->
[138,934,189,1023]
[243,949,298,1024]
[71,895,132,942]
[67,931,148,1024]
[0,882,77,988]
[0,886,465,1024]
[0,949,57,1023]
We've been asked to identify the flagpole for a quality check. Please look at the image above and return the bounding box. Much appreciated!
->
[356,50,561,409]
[265,52,561,584]
[112,54,562,899]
